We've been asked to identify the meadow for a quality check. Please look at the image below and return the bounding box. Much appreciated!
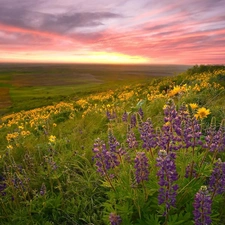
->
[0,63,189,115]
[1,64,225,225]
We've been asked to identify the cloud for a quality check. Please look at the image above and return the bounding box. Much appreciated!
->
[0,0,225,64]
[0,5,122,34]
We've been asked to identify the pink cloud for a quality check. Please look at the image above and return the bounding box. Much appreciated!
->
[0,0,225,64]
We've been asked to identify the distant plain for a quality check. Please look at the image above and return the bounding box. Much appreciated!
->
[0,63,190,115]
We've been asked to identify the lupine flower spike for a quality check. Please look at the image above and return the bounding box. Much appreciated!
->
[208,158,225,200]
[109,213,122,225]
[134,152,149,184]
[193,186,212,225]
[156,149,178,216]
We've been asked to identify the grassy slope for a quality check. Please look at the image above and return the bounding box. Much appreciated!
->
[0,65,225,224]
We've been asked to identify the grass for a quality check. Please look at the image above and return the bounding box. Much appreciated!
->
[0,64,225,225]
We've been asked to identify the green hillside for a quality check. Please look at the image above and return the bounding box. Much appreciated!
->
[1,65,225,225]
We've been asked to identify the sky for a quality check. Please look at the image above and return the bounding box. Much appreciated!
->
[0,0,225,65]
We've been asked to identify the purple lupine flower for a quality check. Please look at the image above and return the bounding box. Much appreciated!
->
[185,163,197,178]
[163,99,178,123]
[44,156,58,171]
[109,213,122,225]
[0,175,6,196]
[156,150,178,215]
[106,110,117,120]
[40,183,46,196]
[130,114,137,128]
[122,111,128,122]
[108,130,120,153]
[138,107,144,119]
[208,158,225,199]
[134,152,149,184]
[126,129,138,149]
[106,110,111,120]
[139,118,157,150]
[184,117,202,148]
[204,120,225,153]
[158,100,183,152]
[93,138,120,176]
[161,100,202,152]
[178,105,202,149]
[193,186,212,225]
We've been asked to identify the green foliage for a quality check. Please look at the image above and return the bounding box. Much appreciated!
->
[186,64,225,75]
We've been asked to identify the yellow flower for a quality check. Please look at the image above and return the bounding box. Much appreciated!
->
[189,103,198,110]
[53,123,57,127]
[168,85,187,97]
[195,107,210,119]
[164,121,171,126]
[49,135,56,143]
[7,145,13,150]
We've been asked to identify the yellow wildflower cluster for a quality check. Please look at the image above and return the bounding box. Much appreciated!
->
[6,132,19,142]
[76,99,89,108]
[118,90,134,101]
[21,130,31,137]
[187,69,225,93]
[88,90,114,101]
[0,102,74,130]
[168,84,188,97]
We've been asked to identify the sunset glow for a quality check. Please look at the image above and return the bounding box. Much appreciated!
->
[0,0,225,64]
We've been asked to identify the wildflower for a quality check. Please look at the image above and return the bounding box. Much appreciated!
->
[109,213,122,225]
[195,107,210,119]
[168,85,187,97]
[185,163,197,178]
[21,130,30,136]
[138,107,144,119]
[7,145,13,151]
[158,99,183,152]
[156,150,178,215]
[130,114,137,128]
[49,135,56,143]
[106,110,117,120]
[0,175,6,196]
[40,183,46,196]
[208,158,225,199]
[182,115,202,149]
[134,152,149,184]
[164,121,170,126]
[126,129,138,149]
[139,118,157,150]
[204,119,225,153]
[189,103,198,110]
[93,138,119,176]
[108,130,120,153]
[122,111,128,122]
[193,186,212,225]
[53,123,57,127]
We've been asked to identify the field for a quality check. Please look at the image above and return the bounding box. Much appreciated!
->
[0,63,190,115]
[1,64,225,225]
